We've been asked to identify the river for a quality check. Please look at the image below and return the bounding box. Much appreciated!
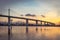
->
[0,26,60,40]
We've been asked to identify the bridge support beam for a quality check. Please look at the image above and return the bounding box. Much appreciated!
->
[36,20,38,26]
[26,19,28,33]
[40,21,42,26]
[26,19,28,26]
[36,20,38,31]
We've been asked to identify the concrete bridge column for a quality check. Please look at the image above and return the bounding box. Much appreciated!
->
[26,19,28,26]
[36,20,38,32]
[40,21,42,25]
[26,19,28,33]
[36,20,38,26]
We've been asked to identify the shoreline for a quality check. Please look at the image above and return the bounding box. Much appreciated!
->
[0,25,60,27]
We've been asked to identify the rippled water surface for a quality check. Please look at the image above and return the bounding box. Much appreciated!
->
[0,26,60,40]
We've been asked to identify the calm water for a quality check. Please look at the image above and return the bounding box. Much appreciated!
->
[0,26,60,40]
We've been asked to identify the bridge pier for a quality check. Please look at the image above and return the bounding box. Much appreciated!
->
[36,20,38,26]
[8,16,11,40]
[40,21,42,26]
[26,19,28,33]
[26,19,28,26]
[36,20,38,31]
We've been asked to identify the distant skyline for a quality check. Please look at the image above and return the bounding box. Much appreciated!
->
[0,0,60,24]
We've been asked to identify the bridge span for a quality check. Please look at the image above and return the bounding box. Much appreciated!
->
[0,14,55,26]
[0,9,55,26]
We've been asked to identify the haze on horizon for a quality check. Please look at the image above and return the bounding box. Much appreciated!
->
[0,0,60,25]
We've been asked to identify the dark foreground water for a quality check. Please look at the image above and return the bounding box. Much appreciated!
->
[0,26,60,40]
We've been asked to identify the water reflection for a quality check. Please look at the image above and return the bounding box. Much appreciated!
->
[8,26,12,40]
[36,27,38,32]
[26,27,28,34]
[55,34,60,40]
[0,26,60,40]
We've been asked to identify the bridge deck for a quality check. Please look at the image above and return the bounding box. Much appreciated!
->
[0,15,55,25]
[0,15,44,21]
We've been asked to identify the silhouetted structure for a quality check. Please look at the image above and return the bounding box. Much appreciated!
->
[0,9,56,40]
[0,14,55,26]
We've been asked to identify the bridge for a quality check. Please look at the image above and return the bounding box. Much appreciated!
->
[0,9,55,26]
[0,9,55,40]
[0,14,55,26]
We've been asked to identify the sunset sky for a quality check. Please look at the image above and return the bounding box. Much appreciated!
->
[0,0,60,25]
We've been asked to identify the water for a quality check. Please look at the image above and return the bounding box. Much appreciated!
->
[0,26,60,40]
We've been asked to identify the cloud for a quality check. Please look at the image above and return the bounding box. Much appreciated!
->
[41,15,45,18]
[25,13,36,17]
